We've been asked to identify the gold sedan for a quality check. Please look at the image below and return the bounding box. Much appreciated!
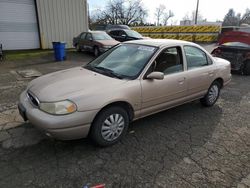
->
[18,39,231,146]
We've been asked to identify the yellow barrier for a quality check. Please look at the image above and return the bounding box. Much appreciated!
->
[142,33,218,42]
[133,25,220,42]
[133,25,221,33]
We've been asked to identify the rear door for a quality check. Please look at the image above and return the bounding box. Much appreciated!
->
[183,46,215,97]
[77,32,86,49]
[83,33,94,52]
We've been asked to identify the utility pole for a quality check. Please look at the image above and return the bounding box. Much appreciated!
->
[194,0,199,24]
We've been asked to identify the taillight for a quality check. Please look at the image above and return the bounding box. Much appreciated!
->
[211,48,221,57]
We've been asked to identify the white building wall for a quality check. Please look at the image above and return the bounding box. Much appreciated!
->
[36,0,88,49]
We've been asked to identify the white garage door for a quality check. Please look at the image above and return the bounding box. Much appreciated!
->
[0,0,40,50]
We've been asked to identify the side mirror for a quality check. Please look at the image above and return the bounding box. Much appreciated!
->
[146,72,164,80]
[121,34,126,38]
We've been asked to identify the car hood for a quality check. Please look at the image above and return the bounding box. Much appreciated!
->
[27,67,127,102]
[96,40,120,46]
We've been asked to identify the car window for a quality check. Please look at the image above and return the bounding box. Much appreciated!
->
[184,46,209,69]
[92,33,112,40]
[110,30,119,36]
[86,33,92,40]
[85,44,157,79]
[125,30,142,38]
[119,30,126,36]
[154,47,183,75]
[80,33,86,39]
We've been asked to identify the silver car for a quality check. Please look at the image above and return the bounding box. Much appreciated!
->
[18,39,231,146]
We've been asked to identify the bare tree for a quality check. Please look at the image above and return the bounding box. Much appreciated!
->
[191,10,204,22]
[240,8,250,25]
[223,9,241,26]
[155,4,166,26]
[90,0,148,26]
[162,10,174,26]
[182,13,191,21]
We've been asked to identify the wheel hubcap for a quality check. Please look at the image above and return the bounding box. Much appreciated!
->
[101,114,125,141]
[208,85,219,103]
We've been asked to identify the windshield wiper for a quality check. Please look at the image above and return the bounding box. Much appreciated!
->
[93,66,124,79]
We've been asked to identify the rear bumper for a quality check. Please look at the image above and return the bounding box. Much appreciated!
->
[19,91,99,140]
[223,74,232,87]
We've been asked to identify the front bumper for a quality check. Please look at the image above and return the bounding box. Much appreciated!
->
[18,91,99,140]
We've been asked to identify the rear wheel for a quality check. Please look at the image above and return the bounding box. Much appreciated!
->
[243,61,250,75]
[90,106,129,146]
[200,81,221,107]
[94,46,100,57]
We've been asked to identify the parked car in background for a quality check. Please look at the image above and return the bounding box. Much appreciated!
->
[108,29,149,42]
[73,31,120,56]
[91,24,130,32]
[18,39,231,146]
[212,42,250,75]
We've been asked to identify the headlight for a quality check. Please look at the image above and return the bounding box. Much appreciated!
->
[39,100,77,115]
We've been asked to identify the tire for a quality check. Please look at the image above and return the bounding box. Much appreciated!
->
[243,61,250,75]
[76,44,81,52]
[90,106,129,146]
[200,81,221,107]
[94,46,100,57]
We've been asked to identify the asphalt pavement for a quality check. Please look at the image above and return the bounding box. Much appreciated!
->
[0,47,249,188]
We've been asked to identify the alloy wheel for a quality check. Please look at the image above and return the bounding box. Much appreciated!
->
[208,85,219,104]
[101,114,125,141]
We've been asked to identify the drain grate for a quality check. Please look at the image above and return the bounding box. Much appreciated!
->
[16,69,42,78]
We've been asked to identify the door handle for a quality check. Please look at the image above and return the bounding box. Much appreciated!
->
[178,77,186,84]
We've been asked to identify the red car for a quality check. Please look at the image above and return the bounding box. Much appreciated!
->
[212,30,250,75]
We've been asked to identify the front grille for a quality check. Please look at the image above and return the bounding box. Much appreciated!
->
[27,91,40,107]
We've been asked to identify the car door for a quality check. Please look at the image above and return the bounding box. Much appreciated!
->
[77,32,86,49]
[84,33,94,52]
[140,46,188,117]
[109,30,119,41]
[183,45,216,97]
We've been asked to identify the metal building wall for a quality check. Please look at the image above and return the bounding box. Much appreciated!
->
[0,0,40,50]
[36,0,88,49]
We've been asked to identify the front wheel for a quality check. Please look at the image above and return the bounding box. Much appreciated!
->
[90,106,129,146]
[200,81,221,107]
[243,61,250,75]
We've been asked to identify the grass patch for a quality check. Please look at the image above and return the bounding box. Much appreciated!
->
[4,49,53,61]
[3,48,76,61]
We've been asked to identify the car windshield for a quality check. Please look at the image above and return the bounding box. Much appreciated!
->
[92,33,113,40]
[125,30,143,38]
[85,44,157,79]
[222,42,250,48]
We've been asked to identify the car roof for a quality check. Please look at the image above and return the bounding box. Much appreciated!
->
[110,29,130,31]
[88,31,107,34]
[124,39,196,48]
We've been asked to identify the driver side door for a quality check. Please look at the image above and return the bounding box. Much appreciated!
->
[140,46,188,117]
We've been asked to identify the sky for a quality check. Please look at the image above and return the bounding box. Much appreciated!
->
[88,0,250,25]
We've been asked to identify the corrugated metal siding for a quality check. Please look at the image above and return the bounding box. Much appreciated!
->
[36,0,88,49]
[0,0,40,50]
